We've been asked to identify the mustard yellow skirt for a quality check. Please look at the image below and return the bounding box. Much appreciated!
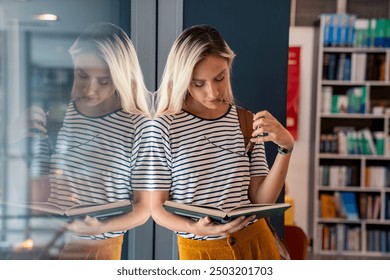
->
[59,235,123,260]
[177,219,281,260]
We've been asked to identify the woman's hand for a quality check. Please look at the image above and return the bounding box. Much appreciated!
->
[191,215,256,237]
[251,110,294,150]
[66,216,103,236]
[9,106,47,143]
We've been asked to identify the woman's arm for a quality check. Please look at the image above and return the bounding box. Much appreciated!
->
[150,191,255,237]
[67,190,151,235]
[248,110,294,204]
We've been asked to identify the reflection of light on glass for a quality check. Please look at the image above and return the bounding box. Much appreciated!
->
[15,239,34,251]
[35,13,58,21]
[54,169,63,175]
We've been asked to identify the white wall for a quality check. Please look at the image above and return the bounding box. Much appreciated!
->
[287,26,316,235]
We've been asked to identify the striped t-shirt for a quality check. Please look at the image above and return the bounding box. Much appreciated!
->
[150,105,269,240]
[31,101,152,240]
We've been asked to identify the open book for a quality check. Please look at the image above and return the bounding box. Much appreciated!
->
[27,200,133,220]
[163,201,291,224]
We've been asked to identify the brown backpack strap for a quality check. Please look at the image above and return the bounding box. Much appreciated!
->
[236,106,254,155]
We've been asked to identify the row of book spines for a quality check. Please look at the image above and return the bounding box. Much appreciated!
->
[320,224,390,253]
[367,229,390,253]
[321,86,367,114]
[322,53,386,81]
[354,18,390,48]
[322,14,390,48]
[320,129,386,155]
[321,224,360,251]
[319,164,390,187]
[319,165,359,187]
[365,167,390,189]
[319,192,381,220]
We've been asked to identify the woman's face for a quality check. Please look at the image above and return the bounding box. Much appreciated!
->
[72,52,116,109]
[187,55,229,111]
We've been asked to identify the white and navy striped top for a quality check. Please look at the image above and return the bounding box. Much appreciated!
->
[150,105,269,240]
[31,101,152,240]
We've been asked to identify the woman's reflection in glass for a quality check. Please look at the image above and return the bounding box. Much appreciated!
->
[31,22,152,260]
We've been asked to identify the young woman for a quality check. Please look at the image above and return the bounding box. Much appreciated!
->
[31,22,152,259]
[150,25,294,260]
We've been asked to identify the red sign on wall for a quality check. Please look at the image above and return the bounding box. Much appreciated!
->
[287,46,300,140]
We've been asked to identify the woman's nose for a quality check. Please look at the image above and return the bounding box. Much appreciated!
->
[205,83,219,99]
[83,80,97,96]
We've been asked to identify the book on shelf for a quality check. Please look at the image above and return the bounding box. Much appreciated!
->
[367,228,389,252]
[339,192,359,220]
[361,194,381,220]
[372,195,381,220]
[361,128,377,155]
[331,94,348,113]
[321,86,332,114]
[162,201,291,224]
[319,193,338,218]
[337,53,346,80]
[351,53,367,82]
[321,224,337,251]
[321,14,356,47]
[321,164,358,187]
[354,19,367,47]
[365,166,390,188]
[321,86,366,115]
[366,19,376,47]
[345,226,361,251]
[358,193,368,219]
[347,87,365,114]
[26,200,133,220]
[332,127,378,156]
[374,19,387,47]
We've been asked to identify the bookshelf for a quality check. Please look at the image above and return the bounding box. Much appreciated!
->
[313,14,390,258]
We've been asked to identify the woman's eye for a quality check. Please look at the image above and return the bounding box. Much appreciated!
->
[98,79,110,85]
[215,75,225,82]
[194,81,204,87]
[78,71,88,79]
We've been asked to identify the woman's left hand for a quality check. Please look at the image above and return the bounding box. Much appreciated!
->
[66,216,103,235]
[251,110,294,149]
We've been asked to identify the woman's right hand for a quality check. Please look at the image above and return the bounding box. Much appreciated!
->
[192,215,256,237]
[9,105,47,143]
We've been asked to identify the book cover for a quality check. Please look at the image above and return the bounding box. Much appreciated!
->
[339,192,359,220]
[352,53,367,82]
[343,54,351,81]
[319,193,338,218]
[353,19,369,47]
[337,53,346,80]
[346,15,356,47]
[328,53,338,80]
[374,19,386,47]
[321,86,333,114]
[361,128,377,155]
[162,201,291,224]
[336,14,349,47]
[27,200,133,219]
[322,14,332,46]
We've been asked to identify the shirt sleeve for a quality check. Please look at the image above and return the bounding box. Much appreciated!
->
[250,142,269,177]
[130,115,172,191]
[30,136,52,177]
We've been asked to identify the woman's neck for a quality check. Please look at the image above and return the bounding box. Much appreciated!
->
[183,97,230,119]
[75,94,121,117]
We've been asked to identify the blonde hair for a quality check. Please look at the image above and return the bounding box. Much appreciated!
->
[155,25,236,116]
[69,22,150,117]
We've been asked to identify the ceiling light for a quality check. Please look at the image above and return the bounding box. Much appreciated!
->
[35,13,58,21]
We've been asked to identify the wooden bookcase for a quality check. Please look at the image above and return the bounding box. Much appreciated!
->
[313,15,390,258]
